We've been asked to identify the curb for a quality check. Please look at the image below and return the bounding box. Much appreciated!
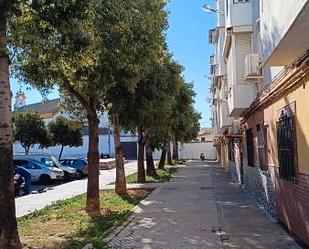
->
[80,185,164,249]
[104,185,163,243]
[81,166,180,249]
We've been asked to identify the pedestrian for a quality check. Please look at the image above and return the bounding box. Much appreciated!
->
[16,166,32,195]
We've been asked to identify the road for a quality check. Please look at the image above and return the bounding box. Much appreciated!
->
[15,161,137,218]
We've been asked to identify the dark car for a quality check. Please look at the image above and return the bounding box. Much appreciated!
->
[59,158,88,178]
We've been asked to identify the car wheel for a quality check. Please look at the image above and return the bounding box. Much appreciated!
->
[39,175,51,185]
[76,170,83,179]
[63,171,71,181]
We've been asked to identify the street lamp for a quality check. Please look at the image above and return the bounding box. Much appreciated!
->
[202,4,224,14]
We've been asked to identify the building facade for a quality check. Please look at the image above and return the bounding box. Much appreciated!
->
[210,0,309,246]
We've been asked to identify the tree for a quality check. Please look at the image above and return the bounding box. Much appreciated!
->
[13,111,49,154]
[170,83,201,160]
[0,0,21,248]
[48,116,83,160]
[11,0,168,212]
[99,0,169,187]
[120,57,183,180]
[10,0,102,213]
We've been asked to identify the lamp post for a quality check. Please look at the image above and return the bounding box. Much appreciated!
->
[202,4,224,14]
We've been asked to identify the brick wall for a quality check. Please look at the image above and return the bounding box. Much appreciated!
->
[276,172,309,246]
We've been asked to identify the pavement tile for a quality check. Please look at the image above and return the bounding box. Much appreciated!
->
[107,162,302,249]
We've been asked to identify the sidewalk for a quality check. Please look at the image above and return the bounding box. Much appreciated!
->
[107,161,301,249]
[15,161,138,218]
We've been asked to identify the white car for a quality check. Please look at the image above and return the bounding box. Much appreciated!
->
[13,158,64,184]
[14,154,78,180]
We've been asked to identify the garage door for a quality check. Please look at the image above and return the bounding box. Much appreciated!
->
[121,142,137,160]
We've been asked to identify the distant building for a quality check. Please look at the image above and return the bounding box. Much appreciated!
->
[196,128,214,142]
[14,98,137,159]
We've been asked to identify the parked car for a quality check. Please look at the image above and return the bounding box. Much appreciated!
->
[14,170,26,196]
[13,159,64,184]
[14,154,78,180]
[59,158,88,178]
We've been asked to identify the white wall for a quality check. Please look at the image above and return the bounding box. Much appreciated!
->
[179,142,217,160]
[13,135,137,159]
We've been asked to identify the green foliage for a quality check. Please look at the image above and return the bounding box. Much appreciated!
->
[170,82,201,143]
[120,55,184,148]
[13,111,50,153]
[9,0,169,200]
[48,116,83,149]
[10,0,168,114]
[125,167,178,184]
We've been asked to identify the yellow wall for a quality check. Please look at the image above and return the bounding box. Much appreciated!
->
[266,75,309,174]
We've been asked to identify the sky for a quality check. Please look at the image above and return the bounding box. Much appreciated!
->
[11,0,215,127]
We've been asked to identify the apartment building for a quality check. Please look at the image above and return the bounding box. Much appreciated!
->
[210,0,309,245]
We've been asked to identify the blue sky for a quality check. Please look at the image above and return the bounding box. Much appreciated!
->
[11,0,215,127]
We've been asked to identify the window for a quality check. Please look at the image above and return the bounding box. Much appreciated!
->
[20,161,40,170]
[228,139,235,162]
[257,124,268,171]
[246,129,254,167]
[277,106,297,182]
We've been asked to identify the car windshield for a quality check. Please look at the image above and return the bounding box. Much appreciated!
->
[39,156,62,168]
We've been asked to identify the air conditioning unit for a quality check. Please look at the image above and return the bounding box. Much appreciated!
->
[244,53,262,80]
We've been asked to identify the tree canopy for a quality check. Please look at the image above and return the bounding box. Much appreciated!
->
[13,111,50,154]
[10,0,170,212]
[48,116,83,160]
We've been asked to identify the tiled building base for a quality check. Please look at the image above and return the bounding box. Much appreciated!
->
[243,164,276,218]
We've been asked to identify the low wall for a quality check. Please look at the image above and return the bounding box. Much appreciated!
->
[179,142,217,160]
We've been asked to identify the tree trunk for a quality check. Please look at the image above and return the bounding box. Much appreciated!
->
[137,127,146,183]
[112,106,127,194]
[25,145,30,155]
[158,145,166,170]
[86,113,100,215]
[58,145,64,160]
[166,140,173,165]
[172,139,179,161]
[146,143,157,177]
[0,7,22,249]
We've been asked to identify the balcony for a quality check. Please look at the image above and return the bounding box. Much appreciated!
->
[219,101,234,129]
[227,84,256,117]
[209,28,218,45]
[261,0,309,66]
[225,0,252,29]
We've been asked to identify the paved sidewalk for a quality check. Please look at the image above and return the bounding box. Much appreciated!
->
[15,161,138,218]
[108,161,301,249]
